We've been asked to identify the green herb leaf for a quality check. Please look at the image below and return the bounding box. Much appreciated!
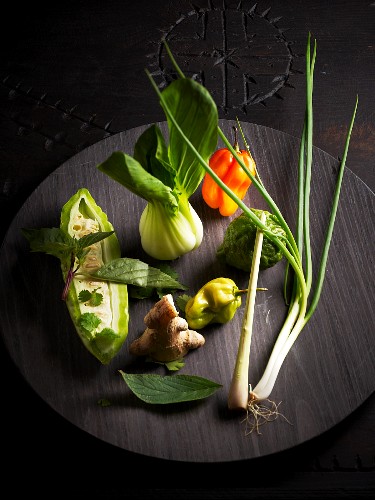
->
[78,289,104,306]
[21,227,75,259]
[89,291,104,306]
[153,264,186,298]
[96,328,119,339]
[165,359,185,371]
[79,312,101,334]
[157,263,179,281]
[21,227,115,263]
[119,371,222,404]
[146,357,185,371]
[78,290,92,303]
[93,328,121,353]
[92,258,187,290]
[76,231,115,251]
[175,294,192,312]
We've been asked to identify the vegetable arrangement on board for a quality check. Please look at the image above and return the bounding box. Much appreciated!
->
[110,34,357,420]
[21,32,358,423]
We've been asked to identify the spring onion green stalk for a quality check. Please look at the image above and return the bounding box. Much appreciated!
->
[153,35,358,413]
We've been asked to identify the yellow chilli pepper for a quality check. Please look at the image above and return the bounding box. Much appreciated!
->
[185,277,244,330]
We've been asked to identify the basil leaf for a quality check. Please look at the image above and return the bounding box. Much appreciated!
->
[119,371,222,404]
[21,228,115,260]
[92,258,186,290]
[77,231,115,251]
[21,227,75,258]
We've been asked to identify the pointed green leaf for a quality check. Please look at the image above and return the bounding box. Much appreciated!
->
[119,371,222,404]
[77,231,115,251]
[91,258,187,290]
[21,227,75,259]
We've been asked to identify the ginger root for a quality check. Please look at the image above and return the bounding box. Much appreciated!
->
[129,294,205,362]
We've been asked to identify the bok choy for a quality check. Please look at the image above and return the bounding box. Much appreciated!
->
[97,79,218,260]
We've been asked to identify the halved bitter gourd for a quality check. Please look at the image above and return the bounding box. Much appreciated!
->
[60,188,129,364]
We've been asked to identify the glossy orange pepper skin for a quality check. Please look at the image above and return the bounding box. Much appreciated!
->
[202,147,256,216]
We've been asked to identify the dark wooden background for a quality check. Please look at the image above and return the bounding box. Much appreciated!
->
[0,0,374,498]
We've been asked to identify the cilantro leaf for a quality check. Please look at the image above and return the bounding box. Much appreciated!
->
[96,328,119,339]
[78,289,104,307]
[93,328,120,352]
[79,312,101,335]
[165,359,185,371]
[78,290,93,303]
[90,291,104,306]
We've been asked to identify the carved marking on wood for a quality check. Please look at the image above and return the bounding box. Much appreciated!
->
[2,75,114,152]
[150,1,299,113]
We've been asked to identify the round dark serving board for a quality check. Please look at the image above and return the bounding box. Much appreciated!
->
[1,120,374,462]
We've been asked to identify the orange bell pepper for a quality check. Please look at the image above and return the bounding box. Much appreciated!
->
[202,131,256,216]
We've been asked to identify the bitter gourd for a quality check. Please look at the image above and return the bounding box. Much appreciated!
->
[60,188,129,364]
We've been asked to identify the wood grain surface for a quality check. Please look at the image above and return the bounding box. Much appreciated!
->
[1,120,373,463]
